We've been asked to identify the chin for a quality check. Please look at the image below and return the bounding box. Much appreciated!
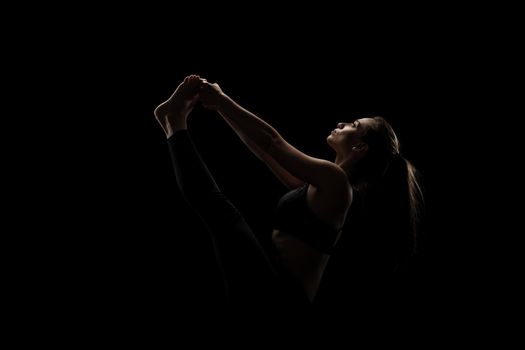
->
[326,135,335,148]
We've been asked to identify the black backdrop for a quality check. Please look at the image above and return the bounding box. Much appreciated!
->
[18,29,482,327]
[67,50,458,312]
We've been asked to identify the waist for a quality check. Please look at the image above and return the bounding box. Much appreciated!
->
[272,225,338,255]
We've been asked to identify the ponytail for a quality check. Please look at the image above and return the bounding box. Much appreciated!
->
[377,154,424,255]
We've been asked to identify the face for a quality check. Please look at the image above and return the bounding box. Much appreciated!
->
[327,117,376,154]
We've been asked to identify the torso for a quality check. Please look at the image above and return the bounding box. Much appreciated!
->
[272,229,331,301]
[272,184,351,301]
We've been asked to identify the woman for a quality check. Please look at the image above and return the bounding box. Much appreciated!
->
[154,75,423,306]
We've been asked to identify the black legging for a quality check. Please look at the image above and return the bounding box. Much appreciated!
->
[168,130,307,307]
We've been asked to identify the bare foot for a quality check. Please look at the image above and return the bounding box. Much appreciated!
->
[154,75,203,137]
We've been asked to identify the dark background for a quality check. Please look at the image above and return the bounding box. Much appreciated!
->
[13,15,494,328]
[73,49,462,313]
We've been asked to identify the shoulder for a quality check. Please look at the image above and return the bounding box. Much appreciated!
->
[308,172,352,209]
[312,163,350,194]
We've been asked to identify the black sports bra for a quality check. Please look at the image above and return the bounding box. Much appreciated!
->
[273,184,339,254]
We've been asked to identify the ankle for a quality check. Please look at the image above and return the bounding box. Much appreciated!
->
[165,117,187,138]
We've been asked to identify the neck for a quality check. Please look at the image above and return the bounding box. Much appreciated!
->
[335,154,344,166]
[335,153,353,177]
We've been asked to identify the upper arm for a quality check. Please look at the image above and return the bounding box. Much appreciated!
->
[260,152,306,189]
[267,136,348,190]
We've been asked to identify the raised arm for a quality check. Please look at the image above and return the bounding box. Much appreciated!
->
[220,110,305,189]
[200,82,303,189]
[199,82,347,192]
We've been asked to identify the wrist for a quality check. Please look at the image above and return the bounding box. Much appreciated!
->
[217,93,235,112]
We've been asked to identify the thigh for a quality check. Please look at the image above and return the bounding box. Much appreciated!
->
[202,197,278,298]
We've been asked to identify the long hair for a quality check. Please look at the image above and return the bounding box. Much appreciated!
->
[315,117,425,306]
[349,117,424,258]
